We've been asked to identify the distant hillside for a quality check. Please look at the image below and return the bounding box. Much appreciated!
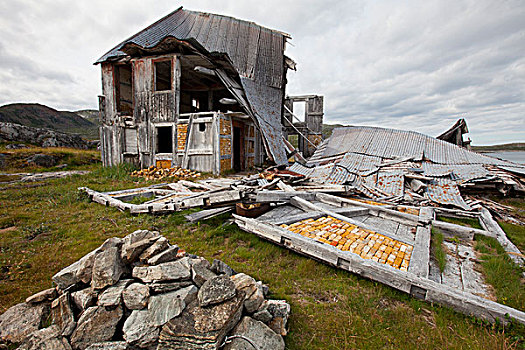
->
[0,103,99,139]
[322,123,346,139]
[75,109,99,126]
[472,143,525,152]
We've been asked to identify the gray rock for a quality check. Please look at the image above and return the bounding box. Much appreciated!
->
[5,143,26,149]
[91,247,124,290]
[53,238,122,290]
[122,230,159,247]
[71,288,97,312]
[266,300,291,336]
[16,325,72,350]
[0,302,49,343]
[198,275,236,307]
[122,283,150,310]
[252,301,273,324]
[85,342,128,350]
[26,154,58,167]
[133,257,192,283]
[211,259,236,277]
[97,279,132,307]
[231,273,264,314]
[224,316,284,350]
[148,281,194,294]
[0,122,89,149]
[52,250,97,290]
[123,309,159,347]
[70,305,123,350]
[121,237,160,264]
[25,288,57,304]
[158,293,244,349]
[139,236,169,262]
[147,245,179,265]
[51,292,76,336]
[148,285,198,327]
[192,259,217,287]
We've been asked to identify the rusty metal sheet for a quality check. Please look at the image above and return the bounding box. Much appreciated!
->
[376,171,404,197]
[421,162,489,183]
[425,178,471,210]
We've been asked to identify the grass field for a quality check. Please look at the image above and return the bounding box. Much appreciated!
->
[1,149,525,349]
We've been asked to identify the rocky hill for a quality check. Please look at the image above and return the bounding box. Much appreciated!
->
[0,104,99,140]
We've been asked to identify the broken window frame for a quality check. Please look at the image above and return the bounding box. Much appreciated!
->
[115,63,133,115]
[153,58,173,92]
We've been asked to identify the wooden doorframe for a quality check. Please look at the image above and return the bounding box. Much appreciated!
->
[232,120,245,171]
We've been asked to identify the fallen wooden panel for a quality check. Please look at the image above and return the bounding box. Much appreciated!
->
[233,214,525,325]
[184,206,234,222]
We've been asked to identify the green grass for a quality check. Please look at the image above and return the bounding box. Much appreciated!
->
[499,222,525,253]
[436,215,483,230]
[431,228,447,273]
[1,160,525,348]
[0,145,100,173]
[474,234,525,312]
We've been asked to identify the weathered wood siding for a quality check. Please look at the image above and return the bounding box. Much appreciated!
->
[100,53,267,171]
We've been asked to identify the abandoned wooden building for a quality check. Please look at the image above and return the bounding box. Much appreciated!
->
[95,7,324,174]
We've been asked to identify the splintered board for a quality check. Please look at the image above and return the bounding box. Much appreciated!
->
[280,216,413,270]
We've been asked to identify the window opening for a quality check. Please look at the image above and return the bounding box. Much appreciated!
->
[116,64,133,114]
[155,60,172,91]
[199,123,206,132]
[292,101,306,122]
[156,126,173,153]
[192,98,200,110]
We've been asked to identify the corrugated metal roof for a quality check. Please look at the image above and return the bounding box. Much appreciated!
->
[302,126,523,210]
[96,7,288,165]
[376,171,405,197]
[313,126,517,167]
[421,162,489,183]
[498,165,525,176]
[425,178,471,211]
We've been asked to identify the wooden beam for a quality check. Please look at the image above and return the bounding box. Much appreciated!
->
[315,193,425,226]
[479,208,524,266]
[184,206,234,222]
[431,220,495,240]
[255,191,316,203]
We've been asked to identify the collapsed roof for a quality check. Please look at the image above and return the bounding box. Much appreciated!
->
[96,7,291,165]
[290,126,525,210]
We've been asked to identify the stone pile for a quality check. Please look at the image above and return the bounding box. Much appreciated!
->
[0,230,290,350]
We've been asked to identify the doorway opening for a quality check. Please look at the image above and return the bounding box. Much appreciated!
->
[156,126,173,154]
[233,127,242,171]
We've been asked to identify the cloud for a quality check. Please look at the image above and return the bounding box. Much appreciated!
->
[0,0,523,144]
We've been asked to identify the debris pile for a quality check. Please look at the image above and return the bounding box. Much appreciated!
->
[131,166,201,181]
[0,230,289,350]
[290,126,525,211]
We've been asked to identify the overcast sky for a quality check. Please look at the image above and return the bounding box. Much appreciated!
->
[0,0,523,145]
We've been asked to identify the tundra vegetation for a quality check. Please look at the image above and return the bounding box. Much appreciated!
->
[1,146,524,349]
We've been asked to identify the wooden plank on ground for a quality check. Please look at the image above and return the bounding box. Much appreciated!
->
[479,208,524,266]
[184,206,234,222]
